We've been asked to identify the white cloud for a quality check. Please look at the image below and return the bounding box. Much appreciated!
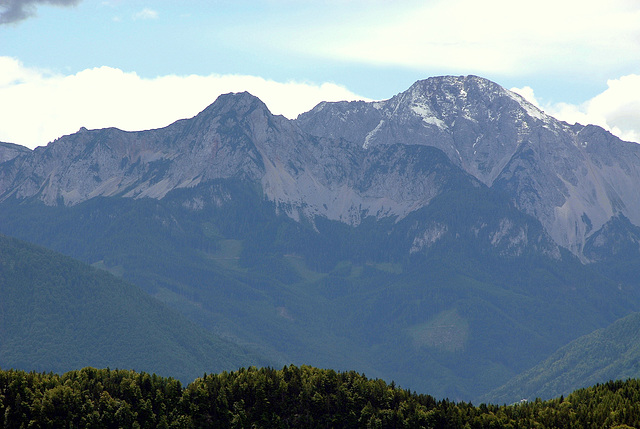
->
[0,56,42,86]
[0,57,367,149]
[513,75,640,144]
[582,75,640,143]
[133,8,157,20]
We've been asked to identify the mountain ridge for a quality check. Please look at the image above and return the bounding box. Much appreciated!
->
[2,75,639,260]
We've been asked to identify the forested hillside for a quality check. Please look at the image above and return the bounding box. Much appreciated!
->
[485,312,640,403]
[1,365,639,428]
[0,234,268,382]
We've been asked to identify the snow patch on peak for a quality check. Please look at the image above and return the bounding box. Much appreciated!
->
[410,103,447,130]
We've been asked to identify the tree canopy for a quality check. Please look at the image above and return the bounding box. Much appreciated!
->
[1,365,639,428]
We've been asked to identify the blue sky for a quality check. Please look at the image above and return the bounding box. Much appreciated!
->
[2,0,640,148]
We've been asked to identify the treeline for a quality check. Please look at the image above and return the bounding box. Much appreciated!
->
[1,365,640,428]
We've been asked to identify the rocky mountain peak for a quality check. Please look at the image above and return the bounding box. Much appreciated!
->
[394,75,550,130]
[296,76,640,259]
[405,75,503,100]
[298,75,555,185]
[198,91,271,120]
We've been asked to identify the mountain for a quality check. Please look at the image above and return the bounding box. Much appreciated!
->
[0,233,268,382]
[3,77,640,260]
[485,312,640,403]
[0,75,639,400]
[4,77,640,260]
[297,76,640,259]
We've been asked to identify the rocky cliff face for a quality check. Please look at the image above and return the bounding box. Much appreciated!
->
[297,75,640,259]
[0,90,477,228]
[1,76,638,260]
[0,93,269,205]
[0,142,30,164]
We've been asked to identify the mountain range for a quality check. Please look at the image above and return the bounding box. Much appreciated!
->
[1,75,639,402]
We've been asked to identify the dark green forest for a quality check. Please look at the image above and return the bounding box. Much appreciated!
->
[1,365,639,428]
[0,233,267,383]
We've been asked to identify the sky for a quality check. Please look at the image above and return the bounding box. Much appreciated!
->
[1,0,640,149]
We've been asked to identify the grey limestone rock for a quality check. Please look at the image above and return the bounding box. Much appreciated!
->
[298,75,640,260]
